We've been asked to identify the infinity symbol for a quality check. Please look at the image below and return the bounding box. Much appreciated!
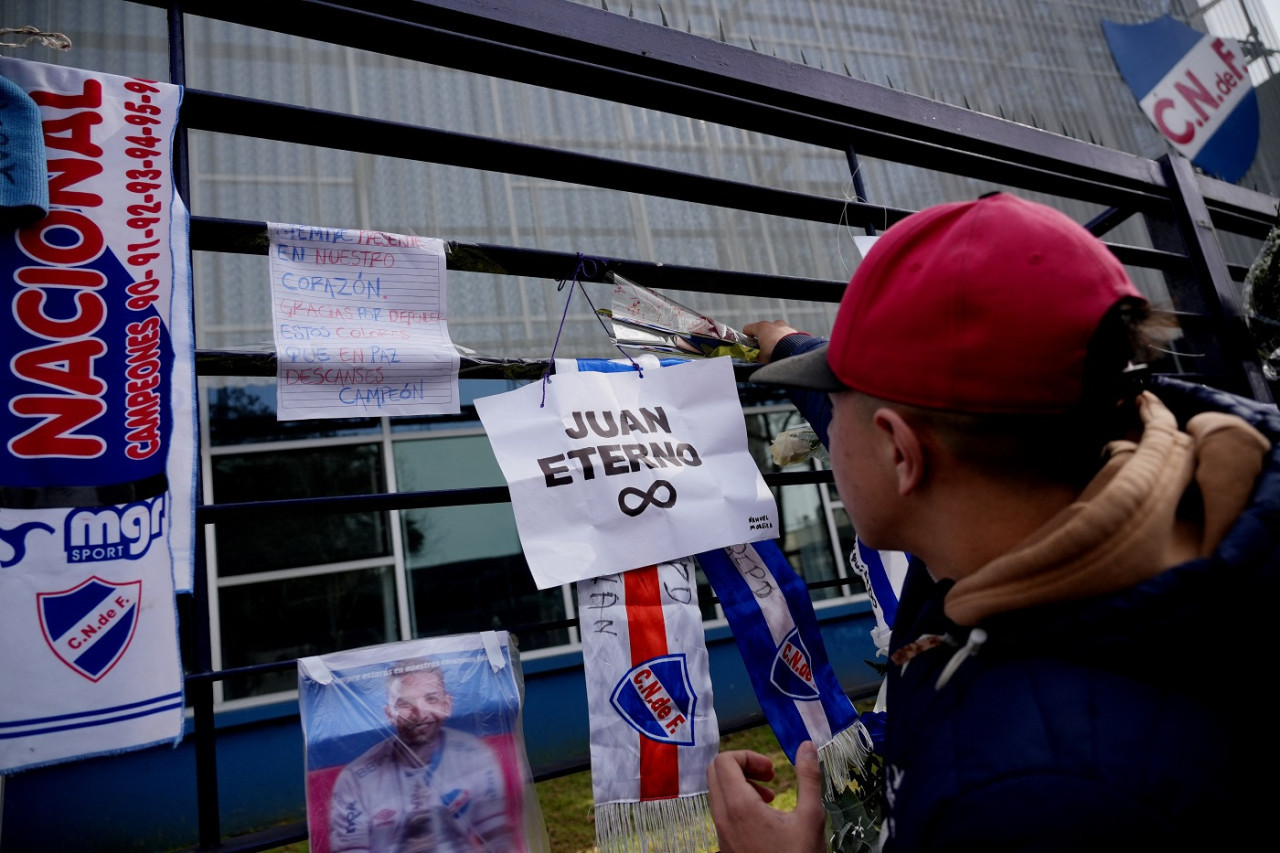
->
[618,480,677,517]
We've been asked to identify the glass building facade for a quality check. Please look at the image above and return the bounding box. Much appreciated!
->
[3,0,1275,708]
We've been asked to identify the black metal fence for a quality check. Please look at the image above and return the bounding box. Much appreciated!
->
[120,1,1280,849]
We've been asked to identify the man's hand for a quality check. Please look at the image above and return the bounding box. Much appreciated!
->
[707,741,827,853]
[742,320,804,364]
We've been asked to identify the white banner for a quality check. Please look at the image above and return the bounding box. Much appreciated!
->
[0,58,189,773]
[475,356,777,589]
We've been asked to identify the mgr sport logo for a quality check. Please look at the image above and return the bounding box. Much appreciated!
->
[1,496,166,681]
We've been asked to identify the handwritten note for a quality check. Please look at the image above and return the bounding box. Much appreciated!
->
[267,224,461,419]
[475,357,778,589]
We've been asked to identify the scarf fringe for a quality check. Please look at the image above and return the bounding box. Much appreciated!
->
[593,793,718,853]
[819,719,876,799]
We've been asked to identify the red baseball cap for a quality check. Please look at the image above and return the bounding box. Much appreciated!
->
[751,193,1145,413]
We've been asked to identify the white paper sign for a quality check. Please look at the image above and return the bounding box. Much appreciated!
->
[475,357,778,589]
[268,224,461,419]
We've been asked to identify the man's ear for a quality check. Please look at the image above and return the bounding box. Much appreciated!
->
[872,408,926,496]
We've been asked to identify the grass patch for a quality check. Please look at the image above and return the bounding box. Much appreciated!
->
[533,723,796,852]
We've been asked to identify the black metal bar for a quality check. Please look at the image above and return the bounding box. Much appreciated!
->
[195,469,834,523]
[187,216,852,303]
[1106,242,1196,273]
[167,6,190,207]
[844,144,876,236]
[176,85,1168,224]
[1082,206,1133,239]
[196,349,558,380]
[136,0,1175,215]
[187,215,1191,304]
[1196,171,1280,238]
[324,0,1155,187]
[135,0,1171,204]
[166,3,221,849]
[179,90,903,233]
[186,549,221,851]
[1159,155,1274,404]
[132,0,1280,228]
[193,350,787,382]
[186,566,859,688]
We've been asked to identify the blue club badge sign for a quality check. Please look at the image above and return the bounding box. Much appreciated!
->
[770,627,821,701]
[38,576,141,682]
[1102,14,1259,184]
[609,654,699,746]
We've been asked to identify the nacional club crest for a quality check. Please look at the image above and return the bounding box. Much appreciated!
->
[1102,14,1259,183]
[38,576,142,681]
[610,654,697,746]
[771,628,820,700]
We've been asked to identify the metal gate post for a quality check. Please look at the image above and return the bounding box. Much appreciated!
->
[166,2,223,848]
[1160,154,1274,404]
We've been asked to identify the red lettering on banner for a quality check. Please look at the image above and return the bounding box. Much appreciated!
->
[64,605,120,651]
[9,396,105,457]
[29,78,102,111]
[18,209,105,266]
[11,339,107,396]
[1154,98,1194,144]
[16,266,106,289]
[1148,36,1250,151]
[1211,38,1244,81]
[14,289,105,339]
[1172,72,1215,123]
[8,79,108,462]
[123,318,163,459]
[632,666,681,721]
[41,111,104,159]
[46,157,104,207]
[783,643,813,682]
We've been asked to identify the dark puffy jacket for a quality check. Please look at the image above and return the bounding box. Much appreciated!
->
[777,342,1280,850]
[882,377,1279,851]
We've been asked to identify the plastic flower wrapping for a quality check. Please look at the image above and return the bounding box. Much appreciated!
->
[770,426,827,467]
[1244,205,1280,381]
[598,273,761,361]
[824,746,886,853]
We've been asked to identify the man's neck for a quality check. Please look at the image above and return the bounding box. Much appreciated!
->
[912,478,1081,582]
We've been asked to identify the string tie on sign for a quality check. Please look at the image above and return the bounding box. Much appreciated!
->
[541,253,643,407]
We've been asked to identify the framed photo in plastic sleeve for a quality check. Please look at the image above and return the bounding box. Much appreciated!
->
[298,631,548,852]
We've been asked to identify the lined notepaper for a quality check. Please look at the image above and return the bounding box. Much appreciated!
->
[268,224,461,419]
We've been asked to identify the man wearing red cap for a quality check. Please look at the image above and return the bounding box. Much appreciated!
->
[707,193,1278,851]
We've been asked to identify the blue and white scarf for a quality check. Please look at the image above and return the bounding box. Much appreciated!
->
[697,539,873,794]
